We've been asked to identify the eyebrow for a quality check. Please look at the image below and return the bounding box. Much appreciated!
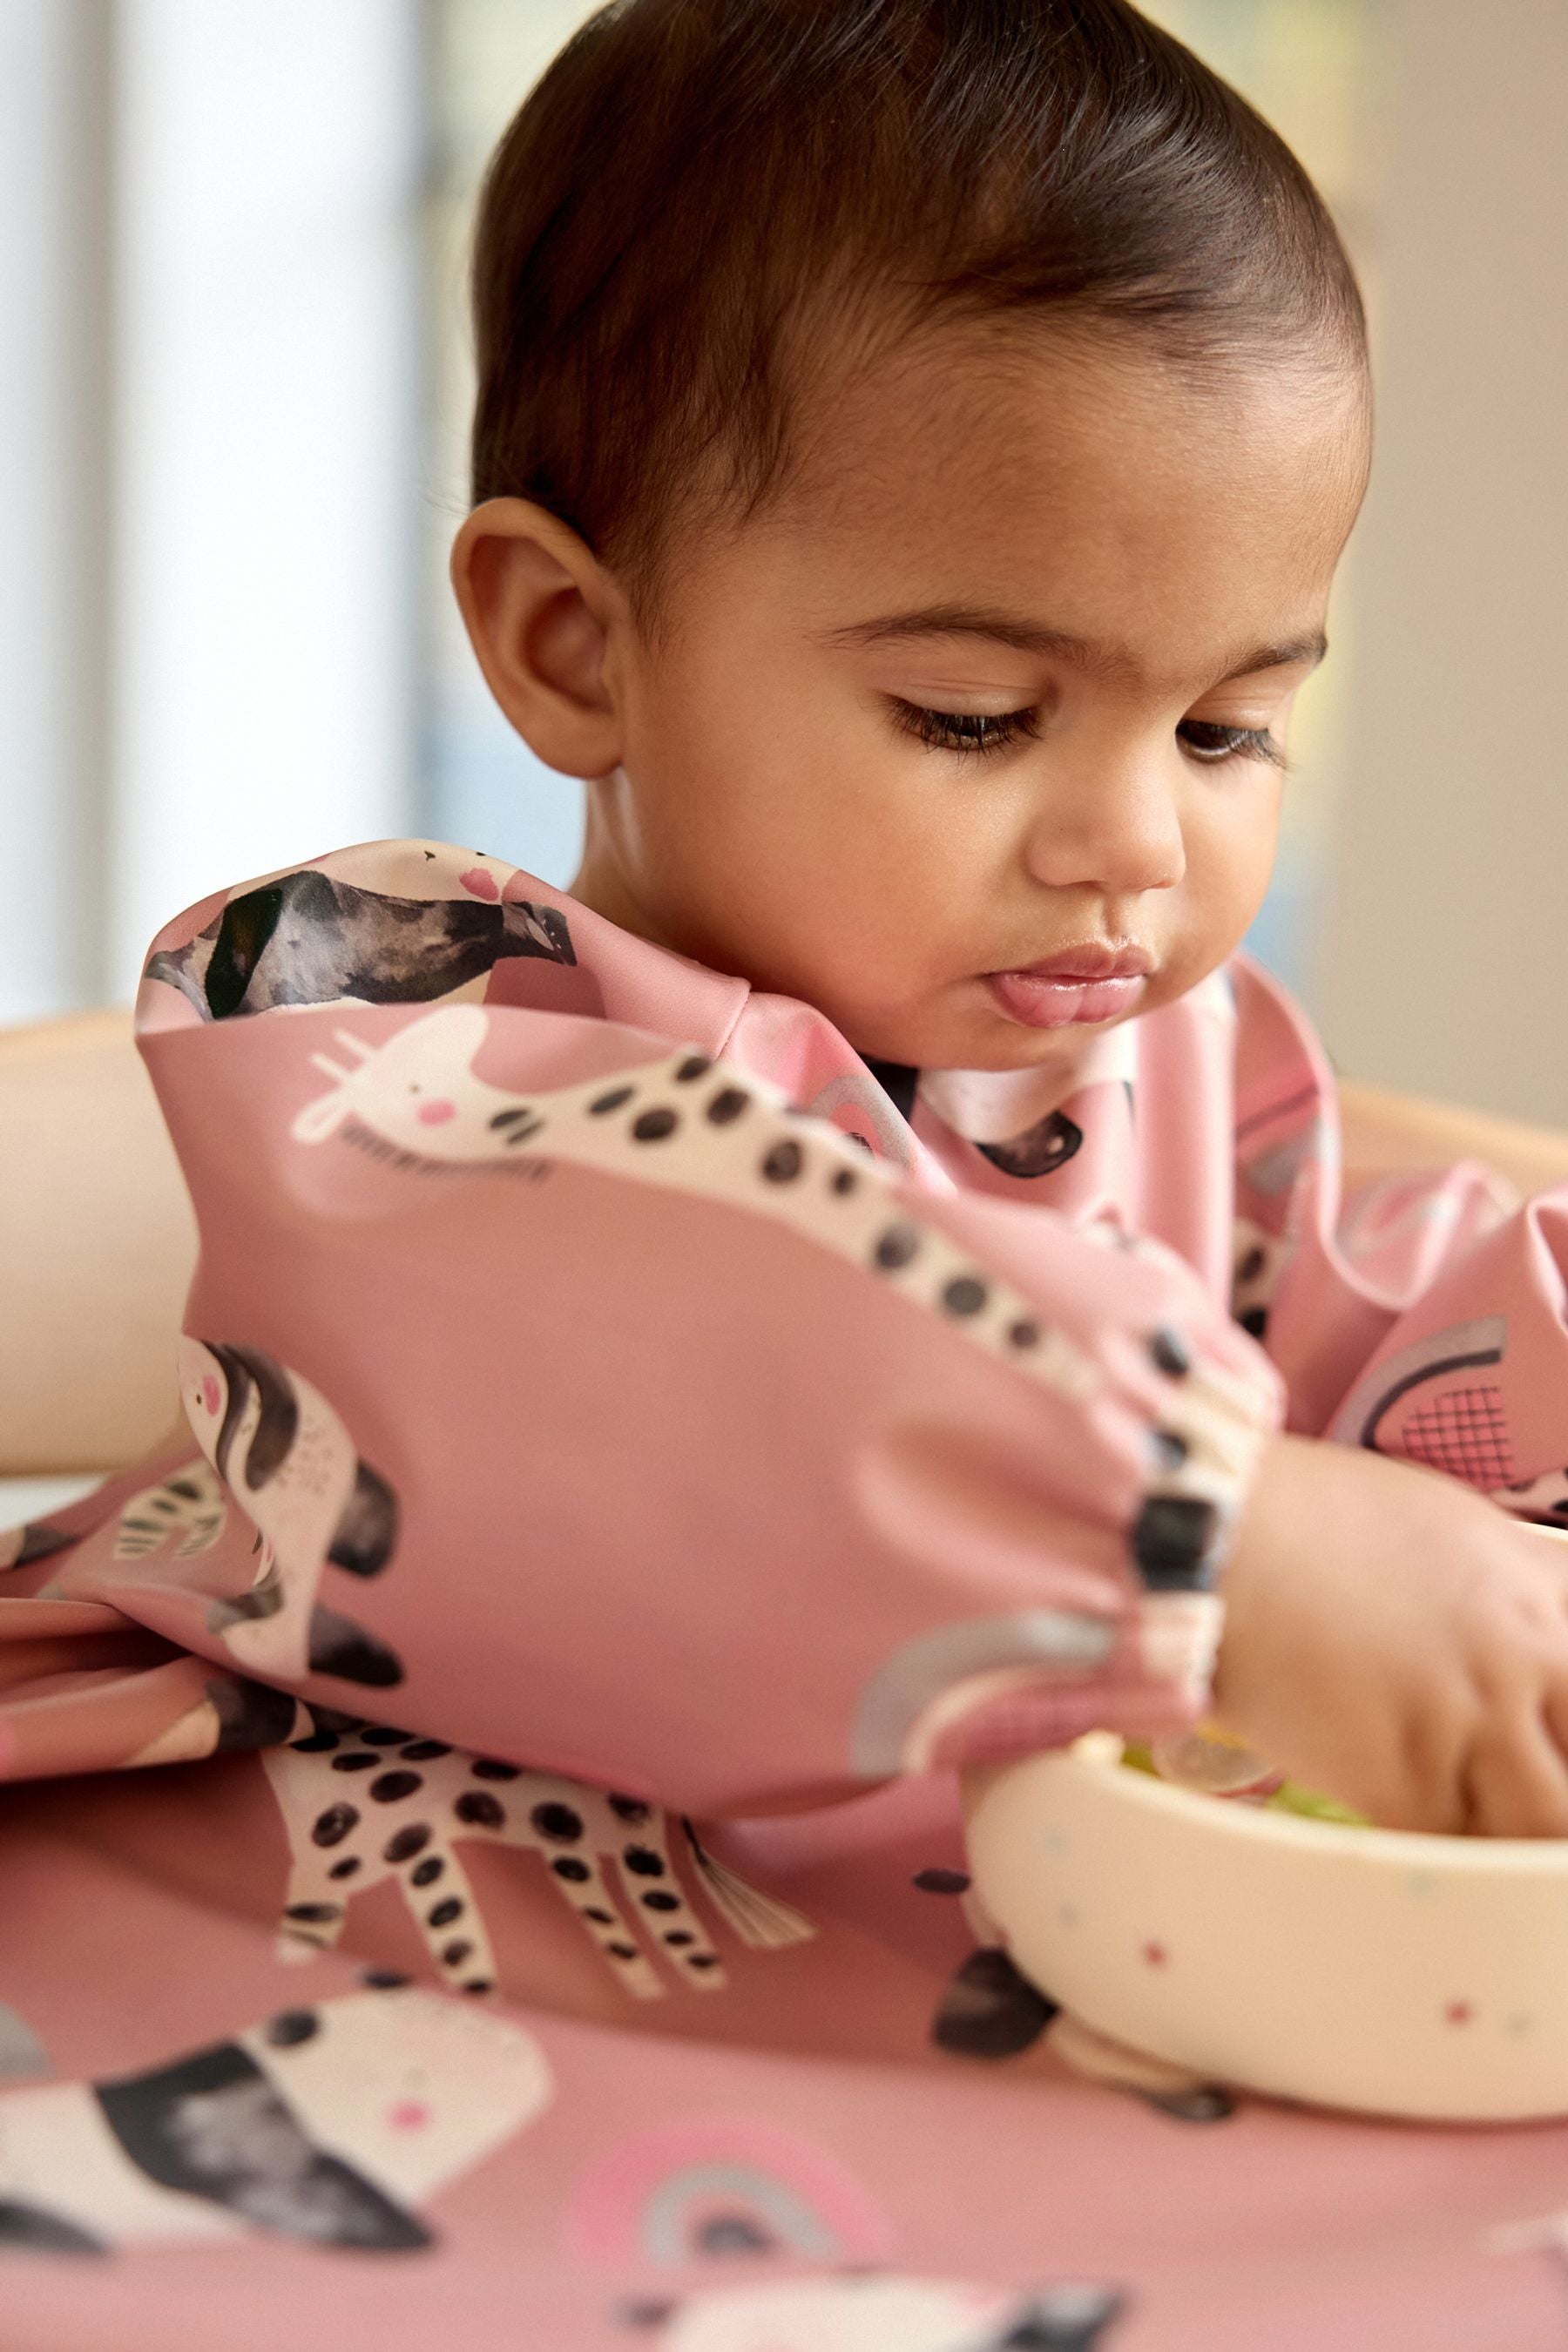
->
[818,604,1328,686]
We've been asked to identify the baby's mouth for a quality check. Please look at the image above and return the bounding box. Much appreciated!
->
[984,943,1153,1031]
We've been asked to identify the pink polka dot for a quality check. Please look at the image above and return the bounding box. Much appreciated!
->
[460,866,500,901]
[416,1100,456,1126]
[388,2099,432,2131]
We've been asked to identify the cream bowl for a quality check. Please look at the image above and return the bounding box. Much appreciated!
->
[963,1730,1568,2121]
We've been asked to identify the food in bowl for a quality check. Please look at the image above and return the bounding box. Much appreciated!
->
[1119,1726,1372,1826]
[963,1727,1568,2121]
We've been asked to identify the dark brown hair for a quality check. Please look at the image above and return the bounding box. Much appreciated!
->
[471,0,1365,606]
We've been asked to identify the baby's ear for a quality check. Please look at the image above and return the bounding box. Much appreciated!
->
[450,498,624,782]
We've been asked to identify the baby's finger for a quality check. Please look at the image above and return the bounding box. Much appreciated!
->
[1462,1710,1568,1840]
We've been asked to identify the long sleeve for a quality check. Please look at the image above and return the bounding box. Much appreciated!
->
[3,844,1284,1815]
[1229,953,1568,1520]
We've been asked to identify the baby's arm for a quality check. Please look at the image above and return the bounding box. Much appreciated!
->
[12,1002,1568,1835]
[0,1012,195,1471]
[1214,977,1568,1831]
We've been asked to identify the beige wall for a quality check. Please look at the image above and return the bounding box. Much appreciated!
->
[1317,0,1568,1125]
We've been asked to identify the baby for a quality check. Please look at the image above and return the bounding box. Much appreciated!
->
[12,0,1568,1851]
[425,0,1568,1835]
[13,21,1568,2335]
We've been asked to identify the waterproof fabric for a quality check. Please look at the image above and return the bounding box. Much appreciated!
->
[4,836,1568,2351]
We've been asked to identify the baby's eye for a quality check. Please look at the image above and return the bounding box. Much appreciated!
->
[889,699,1040,758]
[1178,719,1287,768]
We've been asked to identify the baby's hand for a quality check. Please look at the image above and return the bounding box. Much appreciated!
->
[1212,1434,1568,1836]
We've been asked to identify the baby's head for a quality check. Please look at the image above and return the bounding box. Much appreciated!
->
[453,0,1369,1074]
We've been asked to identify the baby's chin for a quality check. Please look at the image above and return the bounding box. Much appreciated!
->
[841,1006,1112,1078]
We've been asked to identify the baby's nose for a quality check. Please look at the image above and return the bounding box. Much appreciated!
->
[1019,754,1186,900]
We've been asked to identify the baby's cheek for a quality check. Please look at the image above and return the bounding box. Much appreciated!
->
[1179,823,1279,972]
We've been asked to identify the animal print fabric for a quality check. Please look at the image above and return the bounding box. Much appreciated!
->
[4,836,1568,2349]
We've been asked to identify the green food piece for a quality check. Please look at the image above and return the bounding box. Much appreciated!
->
[1264,1781,1371,1827]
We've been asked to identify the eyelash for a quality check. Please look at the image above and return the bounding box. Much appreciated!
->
[889,700,1287,769]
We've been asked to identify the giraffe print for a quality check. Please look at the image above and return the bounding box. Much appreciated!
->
[292,1004,1255,1595]
[262,1720,814,2000]
[290,1004,1101,1406]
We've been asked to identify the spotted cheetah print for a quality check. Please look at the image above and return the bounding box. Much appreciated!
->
[263,1721,814,1999]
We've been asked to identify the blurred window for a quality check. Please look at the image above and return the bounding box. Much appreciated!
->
[0,0,423,1022]
[421,1,603,901]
